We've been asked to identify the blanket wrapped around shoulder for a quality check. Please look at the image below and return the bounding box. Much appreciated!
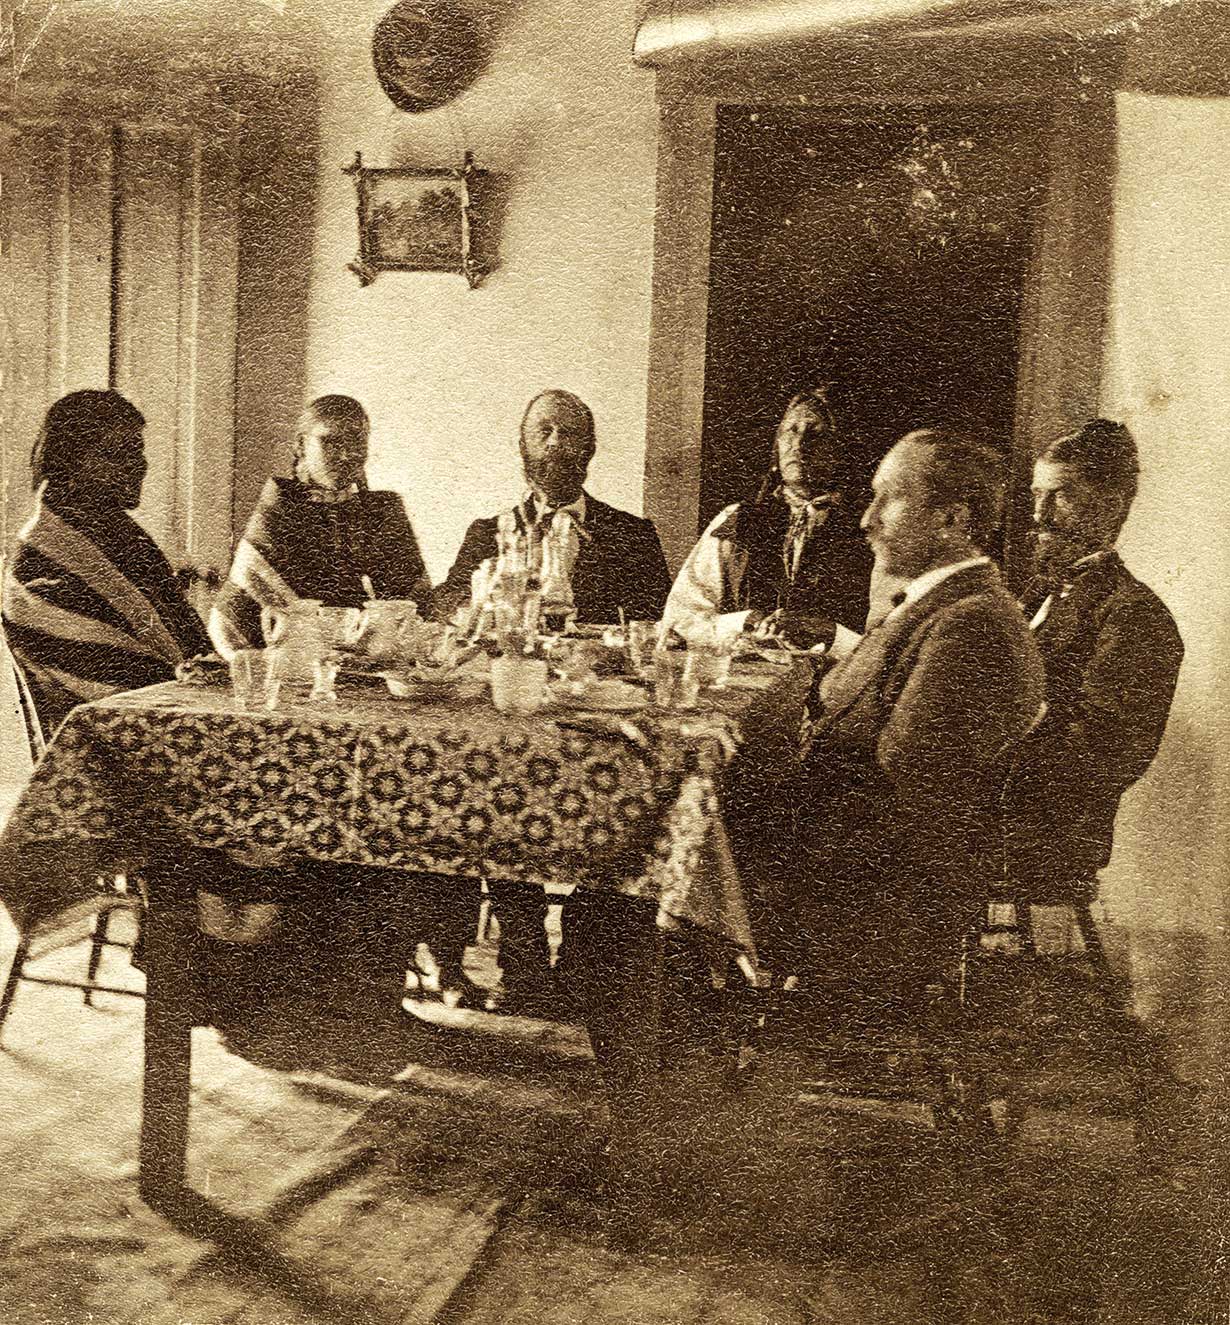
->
[209,477,430,657]
[2,493,207,739]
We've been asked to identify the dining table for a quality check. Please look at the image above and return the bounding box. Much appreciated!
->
[0,652,810,1211]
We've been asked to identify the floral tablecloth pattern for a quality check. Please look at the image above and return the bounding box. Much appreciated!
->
[0,668,808,959]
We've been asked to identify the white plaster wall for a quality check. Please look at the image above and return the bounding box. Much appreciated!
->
[235,0,660,584]
[1099,93,1230,944]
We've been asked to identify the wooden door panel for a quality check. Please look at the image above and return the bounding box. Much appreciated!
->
[63,122,115,395]
[5,125,62,541]
[114,126,188,555]
[3,111,236,586]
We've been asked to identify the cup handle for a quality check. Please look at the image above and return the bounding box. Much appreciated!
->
[260,604,286,646]
[345,606,369,646]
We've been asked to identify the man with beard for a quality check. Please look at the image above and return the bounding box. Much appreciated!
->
[433,389,671,626]
[430,390,671,1012]
[783,430,1045,1021]
[1007,419,1184,920]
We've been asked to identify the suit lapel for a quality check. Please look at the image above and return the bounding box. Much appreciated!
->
[572,492,604,569]
[817,563,1000,727]
[1032,553,1121,659]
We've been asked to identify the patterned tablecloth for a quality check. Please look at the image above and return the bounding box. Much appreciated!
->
[0,665,808,961]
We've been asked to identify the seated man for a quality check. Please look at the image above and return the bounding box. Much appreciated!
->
[662,384,870,651]
[3,390,210,738]
[432,390,672,1011]
[1007,419,1184,900]
[784,429,1046,1022]
[433,389,672,627]
[209,394,430,656]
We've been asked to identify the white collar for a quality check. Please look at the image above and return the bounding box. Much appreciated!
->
[528,491,587,524]
[1067,548,1115,575]
[899,556,991,610]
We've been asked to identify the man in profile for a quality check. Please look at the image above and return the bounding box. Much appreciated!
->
[434,389,671,626]
[432,390,672,1011]
[1008,418,1183,904]
[787,429,1046,1020]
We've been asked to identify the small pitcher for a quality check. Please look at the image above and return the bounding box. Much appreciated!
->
[261,599,326,682]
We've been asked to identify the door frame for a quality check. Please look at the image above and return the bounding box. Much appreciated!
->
[643,44,1119,583]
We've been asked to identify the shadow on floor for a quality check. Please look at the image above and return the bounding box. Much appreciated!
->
[0,925,1225,1325]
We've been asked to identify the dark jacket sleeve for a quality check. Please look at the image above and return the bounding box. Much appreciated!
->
[1007,588,1184,884]
[1044,593,1183,794]
[623,517,673,621]
[880,598,1045,808]
[431,519,495,622]
[362,493,432,610]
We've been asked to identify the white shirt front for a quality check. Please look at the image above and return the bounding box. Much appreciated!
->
[1027,548,1114,632]
[529,491,587,584]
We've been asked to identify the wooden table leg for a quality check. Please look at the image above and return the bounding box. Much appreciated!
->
[568,894,665,1194]
[138,856,196,1206]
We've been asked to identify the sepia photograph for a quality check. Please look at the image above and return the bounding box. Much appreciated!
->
[0,1,1226,1322]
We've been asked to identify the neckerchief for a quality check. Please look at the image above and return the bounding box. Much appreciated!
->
[305,484,359,505]
[781,488,841,584]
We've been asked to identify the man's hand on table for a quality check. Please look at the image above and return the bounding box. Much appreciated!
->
[749,609,837,652]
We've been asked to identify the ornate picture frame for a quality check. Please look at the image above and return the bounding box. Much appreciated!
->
[342,151,490,288]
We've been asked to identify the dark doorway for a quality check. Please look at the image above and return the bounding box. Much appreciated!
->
[700,103,1049,531]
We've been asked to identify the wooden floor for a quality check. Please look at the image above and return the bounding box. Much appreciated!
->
[0,917,1225,1325]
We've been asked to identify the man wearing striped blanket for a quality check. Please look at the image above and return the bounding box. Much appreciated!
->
[3,390,209,742]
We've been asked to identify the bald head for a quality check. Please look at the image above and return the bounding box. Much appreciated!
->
[519,389,596,505]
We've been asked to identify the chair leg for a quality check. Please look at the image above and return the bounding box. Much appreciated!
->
[83,906,113,1007]
[1074,903,1123,1009]
[0,935,32,1043]
[1016,898,1037,957]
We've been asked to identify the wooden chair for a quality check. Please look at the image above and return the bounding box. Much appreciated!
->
[963,740,1189,1156]
[728,721,1054,1141]
[727,924,1008,1150]
[0,641,145,1045]
[981,875,1124,1010]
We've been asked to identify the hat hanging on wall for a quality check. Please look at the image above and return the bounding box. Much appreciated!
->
[372,0,486,113]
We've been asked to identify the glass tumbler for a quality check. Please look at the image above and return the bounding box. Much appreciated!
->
[684,644,733,692]
[229,648,282,712]
[652,650,699,710]
[626,620,660,679]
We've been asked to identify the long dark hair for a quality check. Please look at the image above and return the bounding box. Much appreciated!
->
[749,383,849,505]
[30,390,145,492]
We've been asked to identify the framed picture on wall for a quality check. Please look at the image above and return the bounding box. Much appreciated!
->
[342,151,491,288]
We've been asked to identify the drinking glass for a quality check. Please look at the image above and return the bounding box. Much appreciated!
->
[685,643,733,692]
[229,648,282,712]
[652,650,698,710]
[490,656,548,715]
[311,654,342,702]
[626,620,660,679]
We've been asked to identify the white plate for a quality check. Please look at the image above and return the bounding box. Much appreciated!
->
[383,672,482,700]
[549,680,647,713]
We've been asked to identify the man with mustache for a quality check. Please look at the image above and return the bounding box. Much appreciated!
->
[433,389,671,627]
[1007,419,1184,924]
[430,389,672,1012]
[783,430,1045,1021]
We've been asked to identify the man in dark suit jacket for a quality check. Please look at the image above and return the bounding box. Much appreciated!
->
[788,430,1046,1019]
[433,390,671,625]
[429,390,672,1011]
[1007,419,1184,896]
